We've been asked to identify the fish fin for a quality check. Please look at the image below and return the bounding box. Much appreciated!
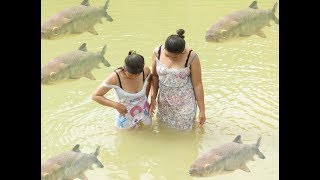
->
[100,45,111,67]
[250,157,255,161]
[100,45,107,55]
[96,65,101,69]
[272,15,279,25]
[84,72,96,80]
[72,144,81,152]
[102,58,111,67]
[233,135,242,143]
[256,137,262,147]
[88,165,94,170]
[271,2,279,24]
[272,2,278,13]
[78,43,87,51]
[88,27,98,35]
[257,149,266,159]
[103,0,113,22]
[240,164,251,172]
[94,146,100,156]
[249,1,258,9]
[81,0,90,6]
[255,30,266,38]
[104,12,113,21]
[98,19,103,24]
[104,0,110,10]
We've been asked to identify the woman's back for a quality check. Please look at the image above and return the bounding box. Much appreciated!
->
[102,70,152,129]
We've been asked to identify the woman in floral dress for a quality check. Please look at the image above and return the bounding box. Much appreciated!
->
[149,29,206,130]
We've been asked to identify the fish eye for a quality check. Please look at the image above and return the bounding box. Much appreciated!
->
[50,72,57,80]
[52,27,59,35]
[220,30,228,38]
[205,164,211,171]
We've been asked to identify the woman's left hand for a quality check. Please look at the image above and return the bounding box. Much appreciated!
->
[198,111,206,127]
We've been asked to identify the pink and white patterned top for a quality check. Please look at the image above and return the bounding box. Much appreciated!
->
[101,74,151,129]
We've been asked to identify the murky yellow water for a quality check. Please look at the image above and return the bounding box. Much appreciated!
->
[41,0,279,179]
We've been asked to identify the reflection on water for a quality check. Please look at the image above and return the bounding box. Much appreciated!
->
[41,0,278,179]
[103,127,205,179]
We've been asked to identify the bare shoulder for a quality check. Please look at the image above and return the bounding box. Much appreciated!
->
[154,45,163,52]
[153,45,163,57]
[184,47,197,57]
[144,67,151,76]
[186,48,199,65]
[103,70,120,86]
[154,46,160,52]
[189,48,198,57]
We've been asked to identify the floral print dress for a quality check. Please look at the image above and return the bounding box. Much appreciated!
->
[155,46,197,130]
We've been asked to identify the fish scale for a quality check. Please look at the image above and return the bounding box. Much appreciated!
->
[41,0,113,40]
[189,135,265,177]
[41,144,104,180]
[205,1,278,42]
[41,43,110,85]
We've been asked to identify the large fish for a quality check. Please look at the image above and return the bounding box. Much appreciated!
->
[205,1,279,42]
[41,144,104,180]
[41,43,110,85]
[189,135,265,177]
[41,0,113,40]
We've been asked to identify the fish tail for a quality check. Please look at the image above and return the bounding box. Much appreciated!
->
[100,45,111,67]
[271,2,279,24]
[272,2,278,13]
[103,0,113,22]
[104,0,110,10]
[273,15,279,24]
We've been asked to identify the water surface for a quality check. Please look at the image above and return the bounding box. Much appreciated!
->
[41,0,279,179]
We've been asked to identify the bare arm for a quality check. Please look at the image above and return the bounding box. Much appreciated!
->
[91,72,128,115]
[149,51,159,116]
[190,52,206,127]
[144,67,152,98]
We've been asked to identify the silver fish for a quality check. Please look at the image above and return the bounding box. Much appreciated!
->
[41,0,113,40]
[189,135,265,177]
[41,144,104,180]
[41,43,110,85]
[205,1,278,42]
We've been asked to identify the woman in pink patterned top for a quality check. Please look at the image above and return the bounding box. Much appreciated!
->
[149,29,206,130]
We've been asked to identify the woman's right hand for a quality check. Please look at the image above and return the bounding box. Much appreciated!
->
[114,103,128,116]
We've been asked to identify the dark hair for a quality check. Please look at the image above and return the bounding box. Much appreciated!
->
[124,50,144,74]
[165,29,186,54]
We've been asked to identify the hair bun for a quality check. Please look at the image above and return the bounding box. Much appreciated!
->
[128,50,137,55]
[176,29,185,39]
